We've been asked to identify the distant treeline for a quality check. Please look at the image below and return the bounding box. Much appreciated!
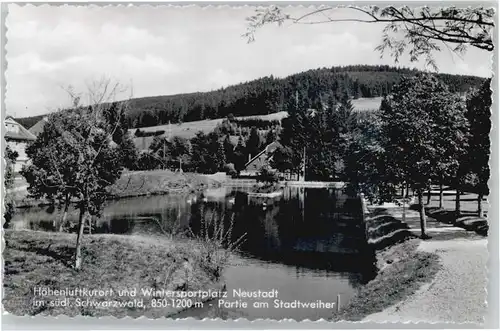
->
[134,128,165,137]
[232,118,280,129]
[16,65,485,130]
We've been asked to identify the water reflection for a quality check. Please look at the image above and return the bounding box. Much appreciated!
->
[12,186,376,320]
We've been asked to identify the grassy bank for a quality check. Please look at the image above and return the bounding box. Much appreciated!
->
[334,238,441,321]
[3,230,223,317]
[332,202,443,321]
[12,170,222,207]
[333,189,488,321]
[108,170,221,198]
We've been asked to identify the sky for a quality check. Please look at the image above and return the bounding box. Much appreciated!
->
[6,4,493,118]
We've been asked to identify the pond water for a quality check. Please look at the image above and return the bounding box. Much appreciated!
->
[12,186,376,320]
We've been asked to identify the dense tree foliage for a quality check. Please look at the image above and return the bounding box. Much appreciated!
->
[148,136,191,171]
[135,151,162,171]
[4,146,18,190]
[103,102,139,170]
[135,128,166,137]
[4,146,19,229]
[21,81,129,269]
[276,96,363,181]
[380,74,469,237]
[233,135,248,172]
[270,145,296,175]
[246,127,262,159]
[342,111,386,200]
[16,65,484,130]
[189,132,226,174]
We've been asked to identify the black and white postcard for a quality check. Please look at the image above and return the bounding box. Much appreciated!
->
[2,3,497,327]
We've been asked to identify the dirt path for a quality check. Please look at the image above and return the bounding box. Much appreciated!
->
[364,237,488,324]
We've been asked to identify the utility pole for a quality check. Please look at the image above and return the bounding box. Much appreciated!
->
[296,90,304,182]
[301,146,306,182]
[163,138,166,170]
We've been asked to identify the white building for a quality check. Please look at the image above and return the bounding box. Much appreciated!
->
[5,116,37,172]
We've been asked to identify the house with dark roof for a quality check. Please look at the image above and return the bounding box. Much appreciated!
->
[5,116,36,172]
[240,141,281,177]
[239,141,304,181]
[28,116,49,137]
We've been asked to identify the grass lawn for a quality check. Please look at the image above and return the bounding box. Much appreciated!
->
[3,230,222,317]
[351,97,383,111]
[108,170,221,198]
[334,239,441,321]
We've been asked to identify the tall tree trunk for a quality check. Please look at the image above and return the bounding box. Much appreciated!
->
[426,188,432,205]
[455,189,461,221]
[417,189,428,239]
[439,183,444,209]
[58,194,70,232]
[74,202,88,270]
[402,197,406,223]
[478,193,484,217]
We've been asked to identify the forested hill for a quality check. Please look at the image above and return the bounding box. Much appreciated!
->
[16,65,485,130]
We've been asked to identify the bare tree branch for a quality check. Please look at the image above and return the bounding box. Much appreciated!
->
[244,5,494,68]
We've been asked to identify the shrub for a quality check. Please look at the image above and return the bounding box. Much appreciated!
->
[192,208,246,281]
[3,199,15,229]
[223,163,237,177]
[135,152,162,170]
[257,165,279,184]
[4,145,18,228]
[135,129,166,137]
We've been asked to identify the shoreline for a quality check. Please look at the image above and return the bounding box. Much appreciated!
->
[12,173,348,209]
[363,237,487,323]
[3,230,226,318]
[332,199,442,321]
[11,170,223,209]
[334,193,487,321]
[334,237,441,321]
[7,177,484,321]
